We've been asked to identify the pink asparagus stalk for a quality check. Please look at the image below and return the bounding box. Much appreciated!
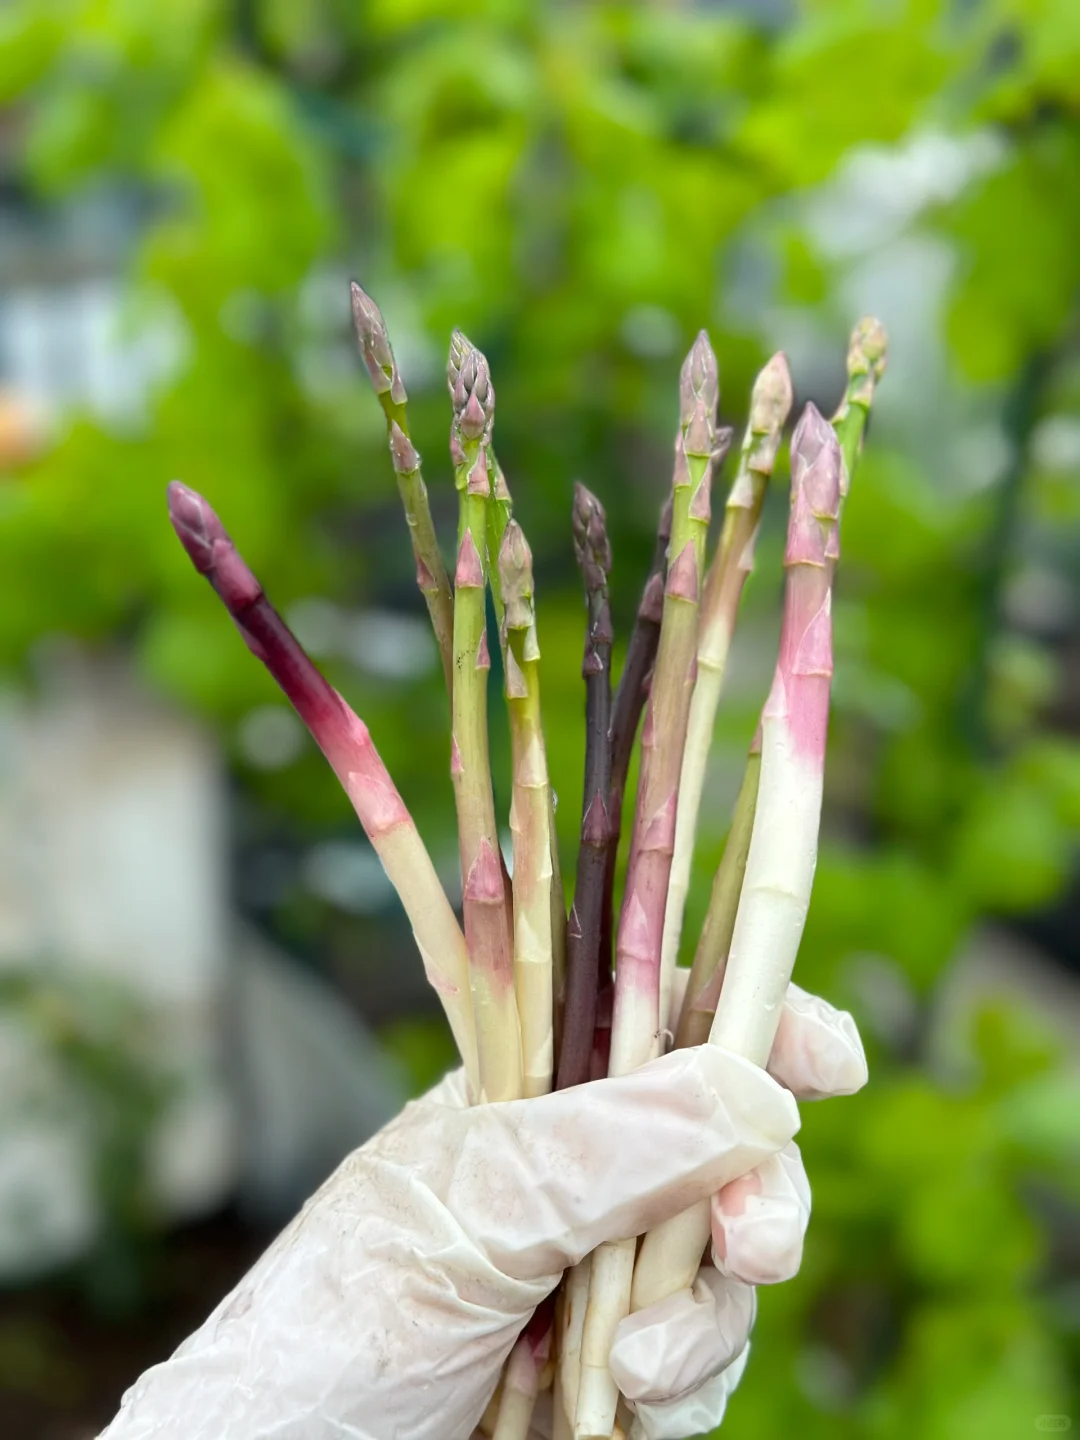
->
[575,335,730,1440]
[166,481,479,1096]
[629,404,842,1314]
[659,354,792,1014]
[492,1296,556,1440]
[610,333,727,1078]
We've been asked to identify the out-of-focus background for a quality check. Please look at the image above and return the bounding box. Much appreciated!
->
[0,1,1078,1436]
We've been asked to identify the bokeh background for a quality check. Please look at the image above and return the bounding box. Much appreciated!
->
[0,1,1078,1437]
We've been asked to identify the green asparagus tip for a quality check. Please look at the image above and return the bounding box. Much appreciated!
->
[447,328,470,396]
[349,281,406,407]
[848,317,888,383]
[749,352,794,437]
[679,329,719,428]
[499,520,535,632]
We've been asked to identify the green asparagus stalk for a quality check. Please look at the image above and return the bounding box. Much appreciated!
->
[557,484,614,1092]
[673,732,761,1049]
[630,403,843,1314]
[576,334,729,1440]
[448,339,522,1104]
[350,283,455,696]
[166,481,479,1097]
[450,333,567,1020]
[499,520,556,1100]
[659,354,792,1014]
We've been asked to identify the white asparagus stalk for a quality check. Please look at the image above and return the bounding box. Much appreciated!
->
[659,354,792,1010]
[629,404,842,1312]
[555,1259,591,1440]
[500,520,556,1100]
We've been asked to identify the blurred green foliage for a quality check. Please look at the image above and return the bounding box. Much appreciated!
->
[1,0,1079,1435]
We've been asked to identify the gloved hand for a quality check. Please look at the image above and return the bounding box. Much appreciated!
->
[101,984,866,1440]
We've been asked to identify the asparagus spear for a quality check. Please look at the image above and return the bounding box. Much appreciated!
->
[576,334,729,1440]
[451,335,568,1023]
[350,283,455,696]
[610,333,725,1076]
[166,481,479,1097]
[500,521,556,1100]
[449,330,513,628]
[497,492,612,1437]
[557,484,614,1092]
[659,354,792,1008]
[629,404,843,1314]
[673,731,761,1049]
[672,319,887,1050]
[597,496,673,991]
[448,341,523,1104]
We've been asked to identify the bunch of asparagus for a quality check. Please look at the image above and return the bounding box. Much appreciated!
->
[166,288,886,1440]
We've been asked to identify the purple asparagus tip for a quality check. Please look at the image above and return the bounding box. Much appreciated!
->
[167,481,261,614]
[449,331,495,443]
[571,483,612,596]
[167,480,221,575]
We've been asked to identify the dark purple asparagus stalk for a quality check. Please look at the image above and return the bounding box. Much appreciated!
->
[165,481,479,1095]
[556,484,614,1092]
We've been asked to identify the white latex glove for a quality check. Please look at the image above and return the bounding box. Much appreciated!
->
[101,984,865,1440]
[607,984,867,1440]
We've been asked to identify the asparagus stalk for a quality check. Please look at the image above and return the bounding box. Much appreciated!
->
[629,404,842,1313]
[610,333,724,1076]
[514,489,612,1432]
[673,731,761,1049]
[670,321,887,1054]
[554,1258,591,1440]
[452,335,567,1022]
[557,484,614,1092]
[575,335,727,1440]
[448,341,523,1104]
[350,283,455,695]
[166,481,479,1096]
[597,496,673,989]
[659,354,792,1010]
[492,1297,555,1440]
[500,521,556,1100]
[499,491,612,1435]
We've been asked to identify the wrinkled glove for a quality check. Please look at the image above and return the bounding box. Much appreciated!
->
[101,984,866,1440]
